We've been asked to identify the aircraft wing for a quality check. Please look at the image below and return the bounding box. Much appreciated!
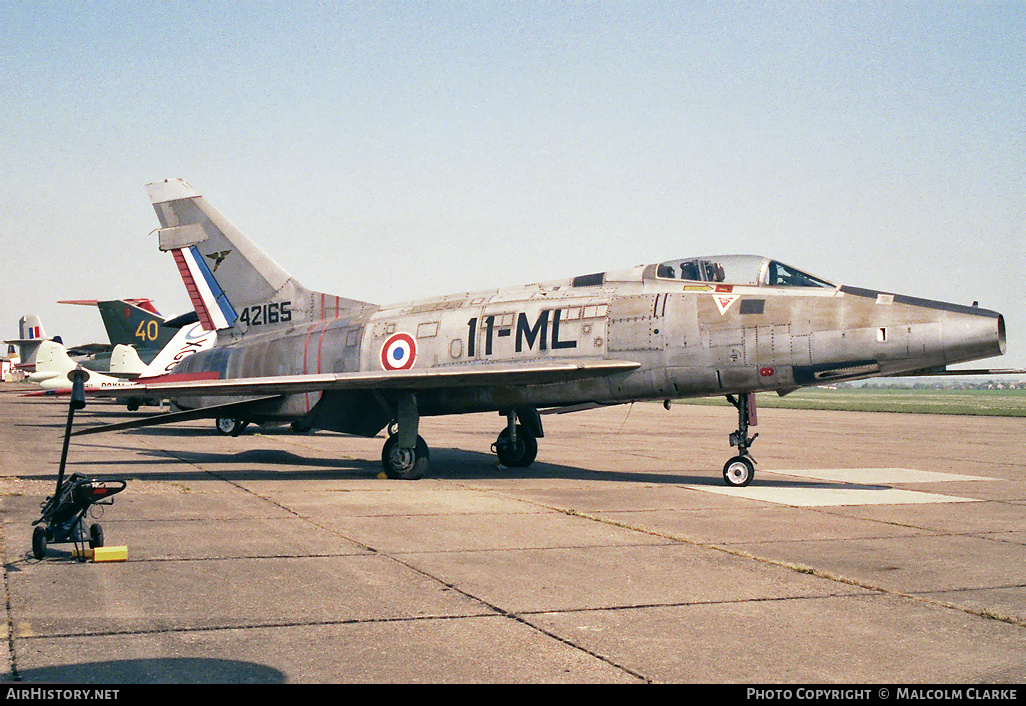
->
[81,359,641,399]
[886,367,1026,377]
[65,343,113,356]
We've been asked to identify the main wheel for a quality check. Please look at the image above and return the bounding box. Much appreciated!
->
[494,425,538,467]
[32,525,47,560]
[723,456,755,487]
[215,417,243,435]
[381,434,430,480]
[89,523,104,549]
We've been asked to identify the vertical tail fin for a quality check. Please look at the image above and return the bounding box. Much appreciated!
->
[109,344,146,376]
[95,299,175,350]
[147,179,376,337]
[58,300,172,350]
[109,322,215,377]
[140,322,216,376]
[19,315,45,341]
[28,340,76,383]
[4,315,47,371]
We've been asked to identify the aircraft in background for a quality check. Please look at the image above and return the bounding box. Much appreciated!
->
[28,321,215,408]
[5,314,116,370]
[77,178,1010,486]
[5,315,50,374]
[6,300,201,375]
[59,299,200,369]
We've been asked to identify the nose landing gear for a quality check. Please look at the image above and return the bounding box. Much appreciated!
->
[723,393,758,487]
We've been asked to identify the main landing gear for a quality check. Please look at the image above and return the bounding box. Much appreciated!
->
[380,400,544,480]
[381,393,429,480]
[382,433,430,480]
[215,417,249,436]
[723,393,758,487]
[492,408,541,468]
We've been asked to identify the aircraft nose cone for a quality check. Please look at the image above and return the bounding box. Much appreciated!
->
[944,310,1005,365]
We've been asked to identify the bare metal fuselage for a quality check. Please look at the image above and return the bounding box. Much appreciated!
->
[169,262,1005,436]
[70,179,1012,485]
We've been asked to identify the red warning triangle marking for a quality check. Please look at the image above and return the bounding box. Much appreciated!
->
[714,294,740,315]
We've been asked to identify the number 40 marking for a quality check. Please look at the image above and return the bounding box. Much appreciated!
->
[135,320,159,341]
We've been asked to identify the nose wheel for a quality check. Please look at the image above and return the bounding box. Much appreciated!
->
[723,455,755,487]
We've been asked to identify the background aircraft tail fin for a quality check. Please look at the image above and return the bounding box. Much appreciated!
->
[106,323,216,378]
[96,299,174,349]
[5,315,47,370]
[147,179,377,336]
[58,299,172,350]
[19,315,45,342]
[29,340,77,382]
[109,344,147,376]
[139,322,216,376]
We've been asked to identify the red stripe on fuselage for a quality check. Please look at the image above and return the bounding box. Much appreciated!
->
[303,324,315,412]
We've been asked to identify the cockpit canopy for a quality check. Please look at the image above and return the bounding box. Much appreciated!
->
[655,255,834,288]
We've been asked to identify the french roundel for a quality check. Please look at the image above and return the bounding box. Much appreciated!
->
[380,333,417,370]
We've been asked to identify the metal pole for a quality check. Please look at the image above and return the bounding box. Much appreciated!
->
[54,369,87,499]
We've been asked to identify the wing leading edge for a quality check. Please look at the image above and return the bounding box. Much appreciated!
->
[81,359,641,399]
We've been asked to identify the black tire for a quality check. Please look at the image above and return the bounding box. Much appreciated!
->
[89,523,104,549]
[381,435,430,480]
[32,525,47,560]
[216,418,242,436]
[723,456,755,487]
[494,425,538,467]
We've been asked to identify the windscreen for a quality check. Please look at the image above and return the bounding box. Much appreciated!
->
[656,255,834,287]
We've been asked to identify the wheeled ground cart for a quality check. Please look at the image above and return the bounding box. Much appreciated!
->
[32,473,126,560]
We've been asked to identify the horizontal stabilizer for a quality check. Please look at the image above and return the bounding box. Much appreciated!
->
[66,343,113,356]
[70,396,284,437]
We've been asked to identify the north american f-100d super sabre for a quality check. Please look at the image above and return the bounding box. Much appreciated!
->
[77,178,1009,487]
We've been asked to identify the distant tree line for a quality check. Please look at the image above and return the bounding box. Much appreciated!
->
[849,380,1025,391]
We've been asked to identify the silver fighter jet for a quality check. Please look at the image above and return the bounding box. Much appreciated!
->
[78,178,1009,487]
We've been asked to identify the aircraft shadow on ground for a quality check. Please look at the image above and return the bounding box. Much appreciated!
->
[17,657,286,684]
[431,447,869,489]
[60,435,867,490]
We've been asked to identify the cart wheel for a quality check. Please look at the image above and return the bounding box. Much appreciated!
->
[32,526,47,560]
[89,523,104,549]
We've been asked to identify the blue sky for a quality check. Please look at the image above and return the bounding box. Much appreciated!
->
[2,1,1023,368]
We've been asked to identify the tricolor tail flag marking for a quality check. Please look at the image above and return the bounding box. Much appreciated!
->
[171,246,238,331]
